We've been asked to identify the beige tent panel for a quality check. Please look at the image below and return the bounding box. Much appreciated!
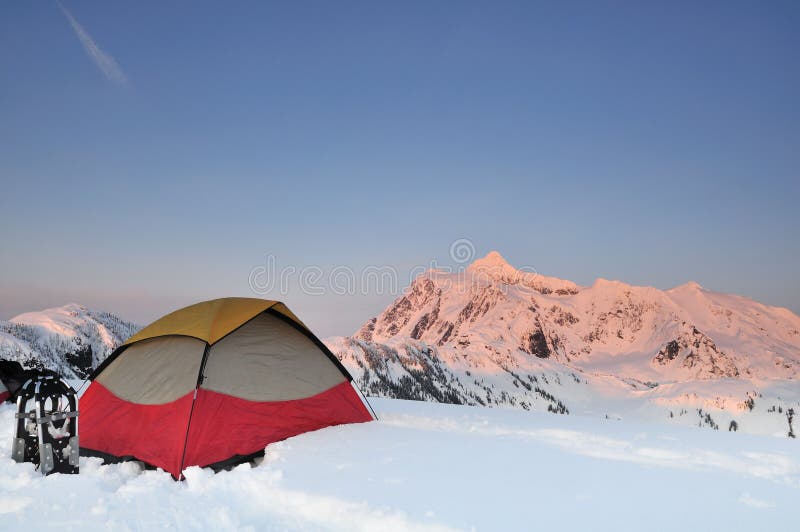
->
[201,312,346,402]
[97,336,206,404]
[122,298,310,347]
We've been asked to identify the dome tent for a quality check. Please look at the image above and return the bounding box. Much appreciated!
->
[80,298,374,479]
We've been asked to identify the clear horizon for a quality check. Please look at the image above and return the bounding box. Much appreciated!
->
[1,1,798,336]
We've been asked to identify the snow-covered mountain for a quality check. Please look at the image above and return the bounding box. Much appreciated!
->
[3,263,797,437]
[0,304,139,379]
[329,251,800,438]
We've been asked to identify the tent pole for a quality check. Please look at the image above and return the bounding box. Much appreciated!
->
[351,380,378,421]
[177,342,211,480]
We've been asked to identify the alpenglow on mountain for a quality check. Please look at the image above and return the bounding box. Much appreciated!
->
[328,251,800,437]
[1,255,797,437]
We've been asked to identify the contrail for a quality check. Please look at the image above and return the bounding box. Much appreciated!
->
[57,1,128,86]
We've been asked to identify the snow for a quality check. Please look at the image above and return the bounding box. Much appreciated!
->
[0,398,796,530]
[10,303,90,338]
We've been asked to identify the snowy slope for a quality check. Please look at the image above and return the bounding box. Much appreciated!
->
[0,304,139,378]
[0,398,796,531]
[330,252,800,438]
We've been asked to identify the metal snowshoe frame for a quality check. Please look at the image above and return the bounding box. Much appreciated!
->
[12,375,79,475]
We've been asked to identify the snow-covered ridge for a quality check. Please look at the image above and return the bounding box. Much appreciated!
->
[333,251,800,438]
[0,303,139,379]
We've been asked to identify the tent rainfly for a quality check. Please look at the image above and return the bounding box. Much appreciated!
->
[80,298,374,479]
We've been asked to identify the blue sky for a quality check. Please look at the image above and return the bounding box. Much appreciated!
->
[1,1,798,336]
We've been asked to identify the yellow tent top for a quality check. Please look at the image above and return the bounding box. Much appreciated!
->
[123,297,309,346]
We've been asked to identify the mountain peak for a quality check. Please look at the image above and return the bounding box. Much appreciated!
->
[464,251,581,295]
[477,250,509,265]
[668,281,705,293]
[469,251,515,274]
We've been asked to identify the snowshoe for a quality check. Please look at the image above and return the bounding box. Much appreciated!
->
[11,375,79,475]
